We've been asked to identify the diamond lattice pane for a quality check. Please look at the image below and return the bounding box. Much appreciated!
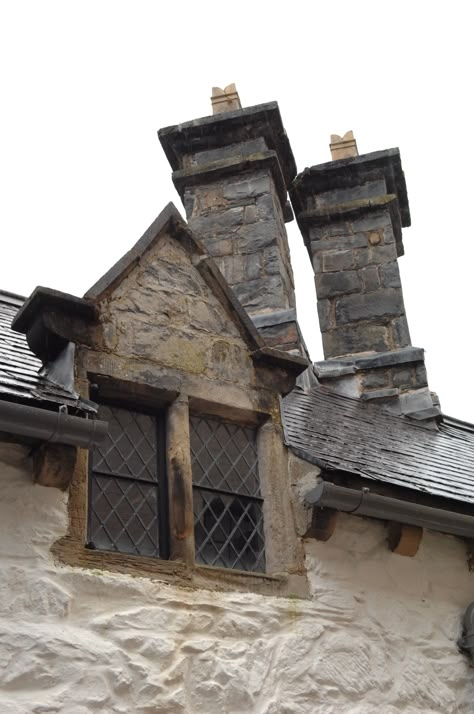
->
[93,404,157,481]
[193,488,265,572]
[190,416,259,497]
[89,474,159,557]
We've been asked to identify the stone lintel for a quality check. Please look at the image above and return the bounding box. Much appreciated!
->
[172,150,287,209]
[314,346,425,378]
[159,101,297,188]
[291,148,410,227]
[298,194,404,257]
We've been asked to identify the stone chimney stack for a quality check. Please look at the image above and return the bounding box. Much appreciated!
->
[290,140,439,421]
[158,88,307,356]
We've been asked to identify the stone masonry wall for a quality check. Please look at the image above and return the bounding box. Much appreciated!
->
[184,168,296,318]
[312,207,410,359]
[1,444,473,714]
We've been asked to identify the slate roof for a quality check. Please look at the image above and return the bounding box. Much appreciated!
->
[0,290,94,412]
[283,385,474,506]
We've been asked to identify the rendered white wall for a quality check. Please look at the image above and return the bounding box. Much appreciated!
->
[0,443,472,714]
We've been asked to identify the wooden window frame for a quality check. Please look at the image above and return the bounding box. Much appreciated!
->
[53,375,301,596]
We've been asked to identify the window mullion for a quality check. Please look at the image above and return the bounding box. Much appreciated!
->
[166,395,195,566]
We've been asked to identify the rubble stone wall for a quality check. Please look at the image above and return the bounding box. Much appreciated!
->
[1,444,472,714]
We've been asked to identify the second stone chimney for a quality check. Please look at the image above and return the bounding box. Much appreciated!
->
[158,88,307,356]
[290,138,439,421]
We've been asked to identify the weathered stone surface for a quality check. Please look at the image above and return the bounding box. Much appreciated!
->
[322,323,390,358]
[235,221,278,254]
[321,249,354,272]
[310,233,367,252]
[379,261,402,289]
[223,174,271,201]
[359,265,380,292]
[317,299,332,332]
[360,368,390,389]
[335,288,405,325]
[391,366,414,389]
[351,209,391,233]
[392,315,411,348]
[316,271,360,299]
[414,362,428,388]
[233,275,286,311]
[313,180,387,210]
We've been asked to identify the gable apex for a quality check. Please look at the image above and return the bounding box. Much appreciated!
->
[85,202,204,301]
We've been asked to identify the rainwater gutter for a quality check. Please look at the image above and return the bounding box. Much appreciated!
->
[0,400,108,449]
[304,481,474,540]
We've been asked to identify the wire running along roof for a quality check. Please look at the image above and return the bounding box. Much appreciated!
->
[283,385,474,506]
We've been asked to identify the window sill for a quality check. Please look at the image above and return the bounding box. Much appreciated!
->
[52,536,307,597]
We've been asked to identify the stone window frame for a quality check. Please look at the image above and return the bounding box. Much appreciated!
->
[53,374,306,596]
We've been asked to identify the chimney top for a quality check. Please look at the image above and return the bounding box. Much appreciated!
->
[330,131,358,161]
[211,84,242,115]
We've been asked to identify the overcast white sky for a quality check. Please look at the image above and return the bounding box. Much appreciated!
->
[1,1,473,421]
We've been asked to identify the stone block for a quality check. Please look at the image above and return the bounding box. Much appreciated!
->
[379,262,402,289]
[392,315,411,348]
[215,255,245,284]
[335,288,404,325]
[322,323,390,358]
[190,207,244,233]
[256,194,276,220]
[235,221,277,253]
[360,368,390,389]
[223,175,271,201]
[368,243,398,265]
[317,298,332,332]
[310,233,367,252]
[313,180,387,210]
[414,362,428,388]
[192,185,226,212]
[391,366,414,388]
[243,204,258,224]
[351,209,391,232]
[263,247,281,276]
[232,275,285,311]
[183,189,195,219]
[192,138,267,166]
[244,253,263,281]
[322,250,354,272]
[202,237,233,257]
[358,266,380,292]
[383,225,395,243]
[316,271,360,299]
[311,220,353,239]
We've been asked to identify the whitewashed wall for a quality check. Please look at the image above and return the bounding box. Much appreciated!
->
[0,443,473,714]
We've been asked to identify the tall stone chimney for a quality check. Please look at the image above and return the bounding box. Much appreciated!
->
[158,88,307,356]
[290,140,439,421]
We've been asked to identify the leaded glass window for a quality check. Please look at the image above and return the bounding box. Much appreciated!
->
[88,404,168,558]
[190,415,265,572]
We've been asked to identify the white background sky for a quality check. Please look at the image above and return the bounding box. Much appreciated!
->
[1,1,473,421]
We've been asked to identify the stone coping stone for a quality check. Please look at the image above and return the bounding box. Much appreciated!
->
[314,346,425,378]
[291,148,410,227]
[159,101,297,187]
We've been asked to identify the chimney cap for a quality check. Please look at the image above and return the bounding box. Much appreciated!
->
[158,101,297,187]
[211,84,242,115]
[330,131,359,160]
